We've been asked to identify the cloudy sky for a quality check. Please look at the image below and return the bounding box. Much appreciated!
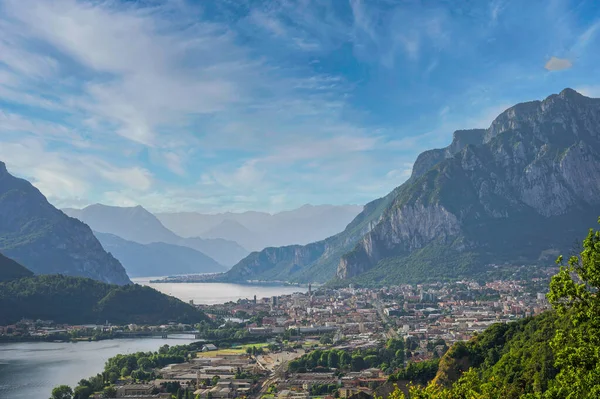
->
[1,0,599,213]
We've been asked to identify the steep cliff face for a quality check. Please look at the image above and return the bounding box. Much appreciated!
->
[337,89,600,282]
[410,129,486,180]
[222,189,397,283]
[0,163,131,285]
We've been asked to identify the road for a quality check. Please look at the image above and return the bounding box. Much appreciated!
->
[371,299,399,339]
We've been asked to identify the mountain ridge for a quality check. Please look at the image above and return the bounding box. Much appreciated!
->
[0,162,131,285]
[219,88,600,285]
[63,204,249,266]
[337,88,600,284]
[93,232,227,278]
[156,204,363,251]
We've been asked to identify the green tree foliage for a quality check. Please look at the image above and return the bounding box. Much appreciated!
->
[380,219,600,399]
[0,275,208,325]
[546,218,600,398]
[101,386,117,398]
[328,351,340,368]
[351,355,367,371]
[390,359,439,385]
[288,342,406,374]
[57,343,202,399]
[50,385,73,399]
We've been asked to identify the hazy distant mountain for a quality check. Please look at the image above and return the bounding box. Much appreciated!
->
[94,232,227,278]
[0,163,131,285]
[63,204,249,266]
[223,89,600,285]
[156,204,363,251]
[63,204,179,244]
[201,220,262,252]
[0,252,33,282]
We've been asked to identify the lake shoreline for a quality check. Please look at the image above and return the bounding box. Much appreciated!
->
[0,337,199,399]
[132,279,308,305]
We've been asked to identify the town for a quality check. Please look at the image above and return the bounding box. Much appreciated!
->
[4,270,554,399]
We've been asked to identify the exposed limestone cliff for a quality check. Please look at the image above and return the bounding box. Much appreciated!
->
[337,89,600,282]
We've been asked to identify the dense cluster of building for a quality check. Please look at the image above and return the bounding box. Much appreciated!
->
[199,277,552,351]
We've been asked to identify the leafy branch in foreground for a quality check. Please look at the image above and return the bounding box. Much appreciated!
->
[379,217,600,399]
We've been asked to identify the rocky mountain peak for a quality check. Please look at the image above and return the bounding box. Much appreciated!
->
[559,87,585,100]
[0,162,131,285]
[485,88,600,144]
[336,88,600,283]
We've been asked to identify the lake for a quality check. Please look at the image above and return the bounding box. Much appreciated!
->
[0,281,307,398]
[132,278,308,304]
[0,336,197,399]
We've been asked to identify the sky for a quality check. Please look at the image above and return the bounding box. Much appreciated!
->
[0,0,599,213]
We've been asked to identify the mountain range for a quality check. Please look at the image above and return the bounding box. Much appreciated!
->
[220,88,600,285]
[62,204,249,267]
[156,204,363,251]
[0,162,131,285]
[93,232,227,278]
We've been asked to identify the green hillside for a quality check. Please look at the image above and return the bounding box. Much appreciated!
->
[0,252,33,282]
[384,219,600,398]
[0,274,208,325]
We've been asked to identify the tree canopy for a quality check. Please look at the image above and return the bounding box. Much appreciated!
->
[379,217,600,399]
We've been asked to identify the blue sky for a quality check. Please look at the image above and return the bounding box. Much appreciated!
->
[0,0,599,213]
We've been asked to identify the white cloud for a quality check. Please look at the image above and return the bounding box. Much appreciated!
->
[210,160,266,191]
[544,56,572,71]
[162,152,186,176]
[2,0,249,146]
[0,137,153,202]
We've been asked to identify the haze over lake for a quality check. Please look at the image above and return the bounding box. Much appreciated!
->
[132,278,308,304]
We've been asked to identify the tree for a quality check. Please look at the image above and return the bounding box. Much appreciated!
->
[351,355,366,372]
[340,352,352,368]
[50,385,73,399]
[102,386,117,398]
[137,357,152,371]
[73,385,92,399]
[320,334,333,345]
[364,355,379,368]
[547,218,600,398]
[328,351,340,368]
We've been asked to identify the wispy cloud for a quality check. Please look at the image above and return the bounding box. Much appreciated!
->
[544,56,572,71]
[575,85,600,98]
[0,0,598,213]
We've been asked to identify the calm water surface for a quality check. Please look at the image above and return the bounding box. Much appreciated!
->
[132,278,308,304]
[0,336,197,399]
[1,282,306,398]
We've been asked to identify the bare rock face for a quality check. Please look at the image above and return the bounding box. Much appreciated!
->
[221,89,600,285]
[0,163,131,285]
[337,89,600,281]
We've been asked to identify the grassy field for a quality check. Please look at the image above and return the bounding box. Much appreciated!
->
[196,348,246,357]
[236,342,270,349]
[195,342,271,357]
